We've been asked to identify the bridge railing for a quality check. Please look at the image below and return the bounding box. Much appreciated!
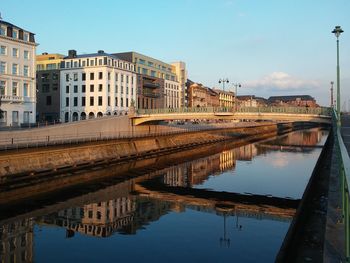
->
[333,109,350,260]
[136,106,332,116]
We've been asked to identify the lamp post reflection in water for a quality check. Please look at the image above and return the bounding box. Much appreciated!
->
[220,213,230,248]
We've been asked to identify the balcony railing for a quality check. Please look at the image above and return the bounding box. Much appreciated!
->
[1,95,24,102]
[143,82,160,88]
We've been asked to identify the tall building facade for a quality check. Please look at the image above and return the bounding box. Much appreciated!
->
[114,52,182,109]
[36,53,64,122]
[60,50,137,122]
[0,19,37,126]
[171,62,187,107]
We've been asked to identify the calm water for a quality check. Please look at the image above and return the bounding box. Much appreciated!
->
[0,128,328,263]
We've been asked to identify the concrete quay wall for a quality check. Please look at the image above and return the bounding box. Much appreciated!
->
[0,123,282,178]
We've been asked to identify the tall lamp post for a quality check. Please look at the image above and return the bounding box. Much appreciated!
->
[219,78,229,91]
[332,25,344,126]
[232,83,241,111]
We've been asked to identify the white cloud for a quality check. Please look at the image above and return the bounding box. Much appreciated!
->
[245,72,320,92]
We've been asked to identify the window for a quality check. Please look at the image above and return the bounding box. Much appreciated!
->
[65,85,69,93]
[99,59,102,65]
[90,84,94,92]
[108,72,110,80]
[12,48,18,57]
[115,85,118,93]
[142,68,148,75]
[82,60,86,67]
[115,97,118,106]
[66,62,70,68]
[47,63,56,70]
[23,83,28,96]
[23,32,29,42]
[0,80,6,95]
[126,98,129,107]
[90,72,94,80]
[66,97,69,107]
[121,86,123,94]
[12,111,19,124]
[82,85,86,93]
[0,26,5,36]
[74,61,78,68]
[0,61,6,74]
[108,84,110,92]
[74,97,78,106]
[23,65,29,77]
[12,30,18,39]
[12,64,18,75]
[126,75,129,83]
[73,73,78,81]
[82,96,86,106]
[46,96,52,105]
[0,46,6,55]
[98,84,103,92]
[108,96,110,106]
[90,96,94,106]
[24,50,29,60]
[121,74,124,82]
[90,60,94,66]
[52,73,58,80]
[82,73,86,81]
[42,84,50,93]
[74,85,78,93]
[66,74,70,82]
[121,98,123,107]
[98,96,103,106]
[98,72,103,79]
[115,73,118,81]
[53,83,58,90]
[12,82,18,96]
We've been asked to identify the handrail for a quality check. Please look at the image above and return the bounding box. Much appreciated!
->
[135,106,332,116]
[332,109,350,260]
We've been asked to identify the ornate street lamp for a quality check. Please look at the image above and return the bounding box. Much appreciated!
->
[219,78,229,91]
[332,25,344,126]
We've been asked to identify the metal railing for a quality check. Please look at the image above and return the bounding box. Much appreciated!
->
[0,122,263,151]
[333,109,350,260]
[136,106,332,116]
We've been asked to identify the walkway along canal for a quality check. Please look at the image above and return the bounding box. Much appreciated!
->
[0,126,329,262]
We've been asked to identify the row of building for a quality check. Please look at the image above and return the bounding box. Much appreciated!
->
[0,18,318,126]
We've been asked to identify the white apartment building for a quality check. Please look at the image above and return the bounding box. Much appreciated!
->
[171,62,187,107]
[164,79,180,108]
[60,50,137,122]
[0,19,37,126]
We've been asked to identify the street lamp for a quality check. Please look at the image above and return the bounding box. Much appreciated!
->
[332,25,344,126]
[232,83,241,111]
[219,78,229,91]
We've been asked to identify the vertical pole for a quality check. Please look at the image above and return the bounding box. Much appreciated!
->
[336,38,341,126]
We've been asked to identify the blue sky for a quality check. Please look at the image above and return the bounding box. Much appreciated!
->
[2,0,350,106]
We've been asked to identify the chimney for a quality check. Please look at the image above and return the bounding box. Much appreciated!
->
[98,50,104,54]
[42,52,48,55]
[68,50,77,58]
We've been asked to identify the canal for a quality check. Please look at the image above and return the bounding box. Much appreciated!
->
[0,128,328,263]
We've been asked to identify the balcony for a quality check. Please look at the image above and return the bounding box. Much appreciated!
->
[1,95,24,103]
[143,82,160,89]
[143,91,161,98]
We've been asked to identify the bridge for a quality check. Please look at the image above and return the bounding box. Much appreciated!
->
[129,106,332,125]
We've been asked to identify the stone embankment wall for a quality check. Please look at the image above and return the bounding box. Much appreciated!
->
[0,123,283,178]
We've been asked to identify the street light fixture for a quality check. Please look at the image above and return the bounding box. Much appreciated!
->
[332,25,344,126]
[219,78,229,91]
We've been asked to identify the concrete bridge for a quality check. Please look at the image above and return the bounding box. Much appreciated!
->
[129,106,332,125]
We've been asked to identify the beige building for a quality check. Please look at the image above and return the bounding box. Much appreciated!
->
[0,19,37,126]
[213,89,235,107]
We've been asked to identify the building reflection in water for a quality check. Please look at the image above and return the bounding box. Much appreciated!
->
[0,127,327,261]
[0,219,33,263]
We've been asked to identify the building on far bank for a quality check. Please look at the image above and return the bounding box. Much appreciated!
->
[114,52,182,109]
[0,18,37,126]
[36,53,64,122]
[60,50,137,122]
[171,61,187,107]
[187,80,207,107]
[213,89,235,107]
[267,95,318,107]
